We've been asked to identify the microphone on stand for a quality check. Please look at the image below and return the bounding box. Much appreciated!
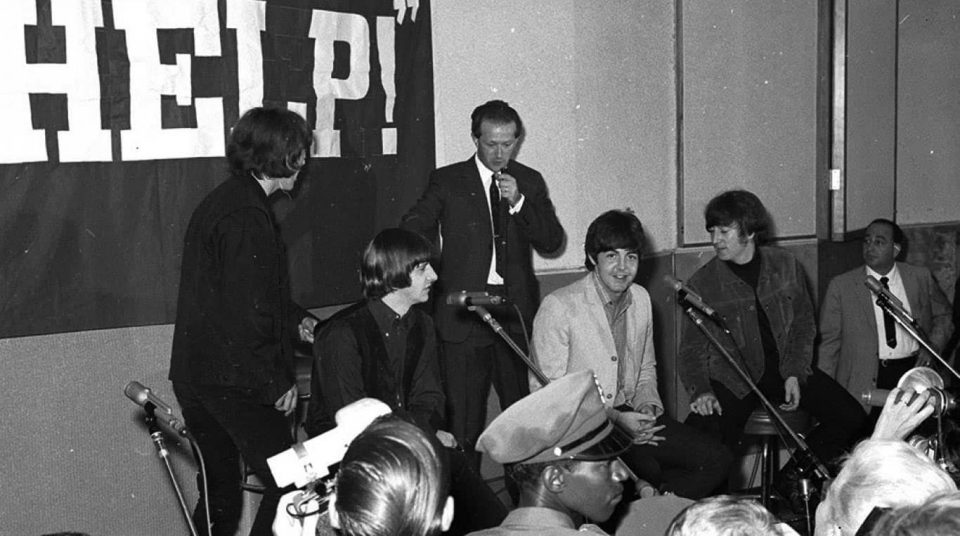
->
[446,291,510,307]
[864,275,919,327]
[663,275,724,324]
[125,381,191,438]
[864,275,905,308]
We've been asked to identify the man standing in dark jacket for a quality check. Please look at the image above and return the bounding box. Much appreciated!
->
[401,100,564,468]
[169,107,318,536]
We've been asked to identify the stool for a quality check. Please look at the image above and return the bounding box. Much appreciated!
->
[742,407,810,508]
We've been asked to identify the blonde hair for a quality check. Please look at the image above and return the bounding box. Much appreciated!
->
[822,439,957,534]
[666,495,779,536]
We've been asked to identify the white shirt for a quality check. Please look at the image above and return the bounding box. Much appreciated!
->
[866,264,920,360]
[474,155,525,285]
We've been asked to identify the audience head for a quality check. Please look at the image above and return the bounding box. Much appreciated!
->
[863,219,905,274]
[869,491,960,536]
[331,416,453,536]
[227,106,311,180]
[584,209,645,271]
[704,189,773,246]
[815,439,957,536]
[665,495,782,536]
[478,370,632,523]
[361,229,436,300]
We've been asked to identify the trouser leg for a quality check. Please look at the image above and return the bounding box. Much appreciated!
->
[799,368,869,467]
[176,383,294,536]
[443,338,494,470]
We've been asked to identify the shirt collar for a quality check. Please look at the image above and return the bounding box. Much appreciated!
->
[368,298,412,330]
[474,154,497,186]
[866,263,900,284]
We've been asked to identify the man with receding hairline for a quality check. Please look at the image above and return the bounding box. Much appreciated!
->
[401,100,564,468]
[818,218,953,419]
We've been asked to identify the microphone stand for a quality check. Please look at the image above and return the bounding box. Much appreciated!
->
[870,291,960,382]
[469,304,549,386]
[682,304,830,530]
[141,402,200,536]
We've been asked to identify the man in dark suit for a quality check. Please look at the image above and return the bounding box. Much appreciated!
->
[401,100,564,467]
[818,218,953,418]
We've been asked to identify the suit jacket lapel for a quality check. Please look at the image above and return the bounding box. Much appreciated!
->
[858,267,879,339]
[899,262,921,313]
[580,276,617,353]
[461,158,494,235]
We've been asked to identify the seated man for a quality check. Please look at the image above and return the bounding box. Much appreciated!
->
[678,190,867,496]
[305,228,505,535]
[531,210,731,499]
[818,218,953,421]
[469,369,634,535]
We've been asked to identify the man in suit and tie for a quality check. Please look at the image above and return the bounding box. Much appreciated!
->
[818,218,953,418]
[401,100,565,467]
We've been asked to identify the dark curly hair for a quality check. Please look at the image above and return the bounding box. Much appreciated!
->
[227,107,312,179]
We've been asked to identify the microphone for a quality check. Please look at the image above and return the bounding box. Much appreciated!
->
[124,381,190,438]
[861,388,892,407]
[663,275,723,324]
[125,380,174,413]
[864,275,905,308]
[446,291,509,307]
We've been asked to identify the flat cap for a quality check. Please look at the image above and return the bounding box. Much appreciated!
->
[476,369,631,464]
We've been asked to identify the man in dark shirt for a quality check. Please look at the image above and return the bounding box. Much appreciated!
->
[169,107,318,536]
[307,228,506,535]
[678,190,867,500]
[306,228,446,439]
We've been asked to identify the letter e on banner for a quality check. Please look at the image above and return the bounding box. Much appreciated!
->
[114,0,224,161]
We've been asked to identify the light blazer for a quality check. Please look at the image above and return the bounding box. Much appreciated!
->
[401,157,564,343]
[818,262,953,411]
[529,273,663,414]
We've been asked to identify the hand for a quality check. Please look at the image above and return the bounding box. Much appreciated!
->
[275,385,298,416]
[617,411,665,445]
[299,317,318,344]
[872,387,935,440]
[915,354,933,369]
[436,430,459,449]
[495,172,522,206]
[636,403,658,417]
[690,393,722,416]
[780,376,800,411]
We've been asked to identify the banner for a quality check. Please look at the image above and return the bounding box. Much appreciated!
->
[0,0,434,338]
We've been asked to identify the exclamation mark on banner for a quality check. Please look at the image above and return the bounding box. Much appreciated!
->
[377,17,397,155]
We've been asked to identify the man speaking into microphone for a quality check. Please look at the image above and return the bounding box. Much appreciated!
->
[401,100,564,468]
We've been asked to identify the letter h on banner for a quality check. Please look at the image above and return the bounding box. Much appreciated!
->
[0,0,111,163]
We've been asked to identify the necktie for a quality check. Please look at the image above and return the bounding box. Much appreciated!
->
[489,175,504,276]
[880,276,897,348]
